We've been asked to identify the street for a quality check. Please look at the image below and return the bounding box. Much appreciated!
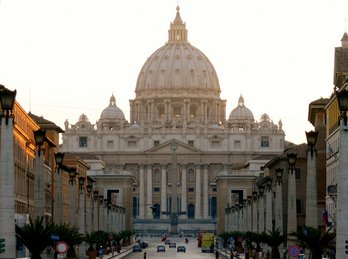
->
[123,236,216,259]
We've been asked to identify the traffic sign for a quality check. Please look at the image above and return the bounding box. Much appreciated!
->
[288,244,301,257]
[56,241,69,254]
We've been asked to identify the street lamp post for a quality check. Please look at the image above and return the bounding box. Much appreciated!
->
[33,129,47,220]
[265,177,273,232]
[305,130,319,228]
[86,179,93,233]
[0,86,16,259]
[78,176,86,255]
[287,153,297,244]
[54,152,64,223]
[68,167,77,226]
[252,191,258,233]
[275,168,284,234]
[258,185,265,233]
[335,89,348,257]
[92,190,99,231]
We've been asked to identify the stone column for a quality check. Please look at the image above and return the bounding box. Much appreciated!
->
[79,188,86,254]
[259,195,265,233]
[34,152,45,219]
[252,198,258,233]
[181,165,187,218]
[0,116,16,259]
[247,201,252,231]
[265,186,273,232]
[305,146,318,228]
[69,181,76,226]
[203,164,209,218]
[139,165,145,218]
[54,170,63,223]
[275,178,283,233]
[287,167,297,236]
[93,200,98,231]
[195,165,202,219]
[86,195,92,233]
[146,164,153,218]
[161,164,167,219]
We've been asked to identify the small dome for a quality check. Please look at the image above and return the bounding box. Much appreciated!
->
[100,94,125,121]
[228,95,254,122]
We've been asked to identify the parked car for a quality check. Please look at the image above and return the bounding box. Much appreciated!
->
[157,245,166,252]
[177,245,186,253]
[169,242,176,248]
[133,244,142,252]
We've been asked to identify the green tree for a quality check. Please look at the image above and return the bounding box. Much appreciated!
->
[15,216,54,259]
[290,226,336,259]
[262,228,285,258]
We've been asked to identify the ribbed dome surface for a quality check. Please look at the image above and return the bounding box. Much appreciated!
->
[100,95,125,120]
[135,6,220,99]
[229,95,254,121]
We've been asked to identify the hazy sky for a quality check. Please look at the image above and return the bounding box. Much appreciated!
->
[0,0,347,144]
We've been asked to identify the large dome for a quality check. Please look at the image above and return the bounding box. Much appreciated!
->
[100,94,125,121]
[135,6,220,99]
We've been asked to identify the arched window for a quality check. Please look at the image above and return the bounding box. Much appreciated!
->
[187,204,195,219]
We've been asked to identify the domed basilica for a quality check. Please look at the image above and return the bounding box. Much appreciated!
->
[62,6,285,234]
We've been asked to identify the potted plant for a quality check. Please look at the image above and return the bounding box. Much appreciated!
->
[15,216,54,259]
[261,228,285,259]
[84,231,99,259]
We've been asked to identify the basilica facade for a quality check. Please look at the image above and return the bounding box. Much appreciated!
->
[61,6,285,234]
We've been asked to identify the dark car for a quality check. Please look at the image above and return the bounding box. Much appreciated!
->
[157,245,166,252]
[177,245,186,253]
[164,239,171,244]
[133,244,142,252]
[169,242,176,248]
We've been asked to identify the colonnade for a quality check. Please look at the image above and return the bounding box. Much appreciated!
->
[129,98,226,125]
[225,175,284,235]
[137,163,210,219]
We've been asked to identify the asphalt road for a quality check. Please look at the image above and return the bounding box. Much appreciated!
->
[123,236,216,259]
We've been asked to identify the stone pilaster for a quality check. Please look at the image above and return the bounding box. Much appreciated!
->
[161,164,167,219]
[252,199,258,233]
[195,165,201,218]
[203,164,209,218]
[181,165,187,218]
[146,164,153,218]
[139,165,145,218]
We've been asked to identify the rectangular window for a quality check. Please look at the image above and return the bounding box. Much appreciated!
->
[107,140,114,148]
[128,140,137,147]
[234,140,241,148]
[188,187,194,192]
[188,140,194,147]
[211,140,220,148]
[212,187,217,192]
[261,136,269,148]
[154,140,160,147]
[153,187,160,192]
[79,137,88,147]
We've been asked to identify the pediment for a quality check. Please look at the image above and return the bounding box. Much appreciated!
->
[146,139,202,154]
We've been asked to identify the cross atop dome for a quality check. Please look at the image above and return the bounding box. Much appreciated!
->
[168,5,188,44]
